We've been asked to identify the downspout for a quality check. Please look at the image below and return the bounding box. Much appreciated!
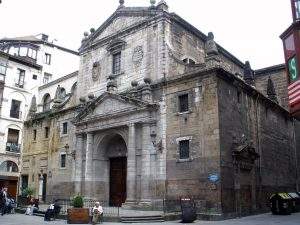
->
[254,94,262,208]
[292,119,299,192]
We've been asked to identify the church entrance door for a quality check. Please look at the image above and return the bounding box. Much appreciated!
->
[109,157,127,206]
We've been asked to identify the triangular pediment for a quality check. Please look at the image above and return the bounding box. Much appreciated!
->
[75,92,154,122]
[81,7,158,50]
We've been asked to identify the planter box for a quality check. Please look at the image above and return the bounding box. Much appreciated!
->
[67,208,90,224]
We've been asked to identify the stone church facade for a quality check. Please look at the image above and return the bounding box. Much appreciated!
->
[21,1,299,218]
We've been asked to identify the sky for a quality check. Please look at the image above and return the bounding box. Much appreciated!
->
[0,0,292,69]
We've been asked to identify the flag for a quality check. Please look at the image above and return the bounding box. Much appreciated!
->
[288,80,300,106]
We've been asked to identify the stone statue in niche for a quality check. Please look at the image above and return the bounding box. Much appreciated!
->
[92,61,101,81]
[132,46,144,67]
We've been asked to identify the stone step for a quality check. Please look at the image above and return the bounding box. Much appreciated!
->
[120,215,165,223]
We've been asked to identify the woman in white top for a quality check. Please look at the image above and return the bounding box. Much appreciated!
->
[92,202,103,224]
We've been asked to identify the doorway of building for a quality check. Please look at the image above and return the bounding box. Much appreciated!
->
[109,157,127,207]
[42,174,47,202]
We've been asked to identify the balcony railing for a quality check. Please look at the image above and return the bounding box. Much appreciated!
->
[6,142,21,153]
[10,110,22,119]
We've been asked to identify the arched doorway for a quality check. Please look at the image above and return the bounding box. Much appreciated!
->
[104,134,127,207]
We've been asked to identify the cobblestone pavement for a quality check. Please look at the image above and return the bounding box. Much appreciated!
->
[0,213,299,225]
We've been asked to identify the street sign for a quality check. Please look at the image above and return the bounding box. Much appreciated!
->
[288,56,298,82]
[208,174,219,183]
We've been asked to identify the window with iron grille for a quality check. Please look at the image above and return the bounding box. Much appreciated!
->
[112,52,121,74]
[45,53,51,65]
[33,129,37,141]
[16,69,25,88]
[179,140,190,159]
[45,127,50,138]
[178,94,189,112]
[62,122,68,134]
[60,154,66,168]
[10,99,21,119]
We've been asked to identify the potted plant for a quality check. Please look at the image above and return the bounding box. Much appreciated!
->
[67,195,90,224]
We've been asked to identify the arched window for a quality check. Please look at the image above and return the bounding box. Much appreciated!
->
[42,93,51,112]
[0,161,18,172]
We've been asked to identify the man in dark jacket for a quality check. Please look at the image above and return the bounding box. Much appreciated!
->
[44,200,61,221]
[1,187,8,216]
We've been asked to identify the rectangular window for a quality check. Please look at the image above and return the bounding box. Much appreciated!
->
[178,94,189,112]
[10,99,21,119]
[32,74,37,80]
[0,62,7,82]
[43,73,52,84]
[62,122,68,134]
[60,154,66,168]
[27,48,37,59]
[33,129,37,141]
[6,128,20,153]
[0,64,7,75]
[112,52,121,74]
[45,127,50,138]
[16,68,25,88]
[45,53,51,65]
[179,140,190,159]
[19,47,27,57]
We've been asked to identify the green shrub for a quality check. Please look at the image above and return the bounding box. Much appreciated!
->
[21,187,35,197]
[72,195,84,208]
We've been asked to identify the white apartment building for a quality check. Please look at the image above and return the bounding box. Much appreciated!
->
[0,34,79,197]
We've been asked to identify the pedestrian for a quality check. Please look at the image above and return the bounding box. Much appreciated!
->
[1,187,8,216]
[91,201,103,225]
[44,199,61,221]
[0,188,4,215]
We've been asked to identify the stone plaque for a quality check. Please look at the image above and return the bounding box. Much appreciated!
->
[132,46,143,67]
[92,61,101,81]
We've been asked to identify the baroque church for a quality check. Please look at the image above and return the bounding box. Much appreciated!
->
[21,0,300,218]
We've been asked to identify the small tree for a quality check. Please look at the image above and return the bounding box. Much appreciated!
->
[72,195,84,208]
[22,187,35,197]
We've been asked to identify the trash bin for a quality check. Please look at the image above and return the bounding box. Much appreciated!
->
[288,192,300,213]
[180,197,197,223]
[270,193,292,215]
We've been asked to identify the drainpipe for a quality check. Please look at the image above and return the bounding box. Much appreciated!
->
[254,95,262,208]
[292,119,299,192]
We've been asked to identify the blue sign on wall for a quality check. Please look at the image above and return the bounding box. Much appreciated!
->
[208,174,219,183]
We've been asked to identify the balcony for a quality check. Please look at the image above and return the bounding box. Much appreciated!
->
[6,142,21,153]
[10,110,22,119]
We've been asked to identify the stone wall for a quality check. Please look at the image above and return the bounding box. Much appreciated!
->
[217,73,297,215]
[163,73,221,211]
[77,19,167,99]
[255,65,288,109]
[22,108,76,201]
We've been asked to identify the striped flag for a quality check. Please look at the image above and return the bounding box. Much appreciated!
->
[288,80,300,106]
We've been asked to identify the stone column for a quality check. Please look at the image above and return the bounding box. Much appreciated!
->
[140,123,151,204]
[38,174,43,201]
[126,123,137,204]
[85,132,94,198]
[74,134,83,195]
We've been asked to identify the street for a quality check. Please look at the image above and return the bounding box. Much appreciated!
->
[0,213,299,225]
